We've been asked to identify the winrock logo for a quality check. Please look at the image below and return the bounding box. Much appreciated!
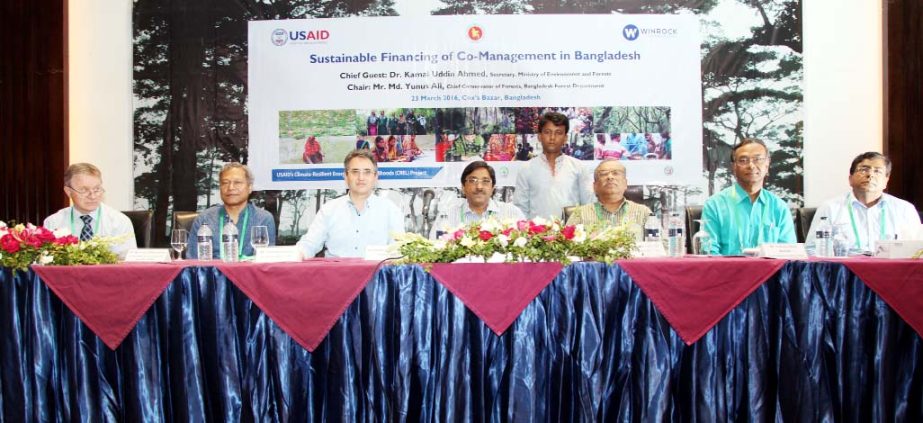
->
[622,23,679,41]
[622,24,640,41]
[272,28,331,46]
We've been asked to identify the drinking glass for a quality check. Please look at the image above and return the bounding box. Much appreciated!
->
[171,229,188,261]
[251,226,270,252]
[691,219,713,255]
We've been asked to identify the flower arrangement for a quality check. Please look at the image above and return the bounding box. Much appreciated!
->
[392,217,637,265]
[0,221,118,272]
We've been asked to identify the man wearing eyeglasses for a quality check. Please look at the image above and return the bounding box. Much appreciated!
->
[431,161,524,238]
[297,149,404,257]
[513,111,594,219]
[43,163,137,258]
[187,162,277,259]
[805,152,920,255]
[702,138,797,255]
[565,159,651,228]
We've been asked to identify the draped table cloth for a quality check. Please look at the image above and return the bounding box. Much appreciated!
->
[1,259,921,421]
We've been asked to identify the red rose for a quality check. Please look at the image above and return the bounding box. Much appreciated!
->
[502,228,513,236]
[542,235,556,242]
[517,220,529,231]
[54,235,79,245]
[453,229,466,240]
[528,223,548,235]
[35,227,56,243]
[561,225,576,240]
[478,230,493,241]
[0,234,20,253]
[24,235,42,248]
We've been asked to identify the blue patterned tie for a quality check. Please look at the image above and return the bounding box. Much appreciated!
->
[79,215,94,241]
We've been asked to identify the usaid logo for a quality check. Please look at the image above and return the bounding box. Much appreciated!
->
[272,28,331,46]
[622,24,640,41]
[271,28,287,46]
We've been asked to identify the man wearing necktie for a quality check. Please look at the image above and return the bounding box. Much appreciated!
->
[43,163,137,258]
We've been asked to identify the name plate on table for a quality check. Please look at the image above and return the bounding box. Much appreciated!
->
[253,246,302,263]
[123,249,172,263]
[874,240,923,259]
[757,243,808,259]
[364,245,394,262]
[635,241,667,258]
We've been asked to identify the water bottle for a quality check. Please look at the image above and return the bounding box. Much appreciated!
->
[814,216,833,257]
[221,221,239,262]
[667,212,685,257]
[196,223,213,261]
[644,213,662,243]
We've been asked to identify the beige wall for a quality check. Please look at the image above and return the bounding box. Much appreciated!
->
[69,0,882,209]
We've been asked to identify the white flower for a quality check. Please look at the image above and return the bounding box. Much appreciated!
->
[38,253,54,265]
[460,236,476,248]
[432,240,447,250]
[531,216,550,227]
[480,218,501,233]
[497,234,510,247]
[0,220,7,229]
[513,237,528,248]
[573,225,587,243]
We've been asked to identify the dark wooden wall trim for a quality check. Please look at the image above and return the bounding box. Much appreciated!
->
[0,0,68,224]
[884,0,923,210]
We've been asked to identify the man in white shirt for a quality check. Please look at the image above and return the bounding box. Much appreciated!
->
[513,111,594,219]
[297,149,404,258]
[43,163,137,258]
[431,161,524,238]
[805,152,921,255]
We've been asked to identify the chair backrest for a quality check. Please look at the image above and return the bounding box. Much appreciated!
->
[624,186,643,204]
[172,211,200,234]
[797,207,817,243]
[562,205,577,223]
[122,210,153,248]
[684,206,703,253]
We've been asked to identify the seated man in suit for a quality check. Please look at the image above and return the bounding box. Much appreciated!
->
[805,152,921,255]
[297,149,404,257]
[43,163,137,258]
[187,162,277,259]
[431,161,524,238]
[702,138,796,255]
[566,159,651,228]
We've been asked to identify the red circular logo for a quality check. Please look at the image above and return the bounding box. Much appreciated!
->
[467,26,483,41]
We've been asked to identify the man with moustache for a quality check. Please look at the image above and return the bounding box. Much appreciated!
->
[566,159,651,228]
[513,111,593,219]
[44,163,137,258]
[431,161,524,238]
[702,138,796,255]
[297,149,404,257]
[187,162,277,259]
[805,152,920,255]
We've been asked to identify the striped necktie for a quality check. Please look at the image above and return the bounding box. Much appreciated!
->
[79,214,94,241]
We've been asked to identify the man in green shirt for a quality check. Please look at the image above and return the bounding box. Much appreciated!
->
[702,138,796,255]
[566,159,651,229]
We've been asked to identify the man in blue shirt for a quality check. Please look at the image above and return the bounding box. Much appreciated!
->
[702,138,796,255]
[187,163,277,259]
[297,149,404,258]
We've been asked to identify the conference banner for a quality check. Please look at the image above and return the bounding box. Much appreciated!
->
[248,14,702,190]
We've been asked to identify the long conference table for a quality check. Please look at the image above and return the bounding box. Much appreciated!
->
[1,258,921,421]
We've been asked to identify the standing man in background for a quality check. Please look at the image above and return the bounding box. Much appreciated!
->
[514,111,593,219]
